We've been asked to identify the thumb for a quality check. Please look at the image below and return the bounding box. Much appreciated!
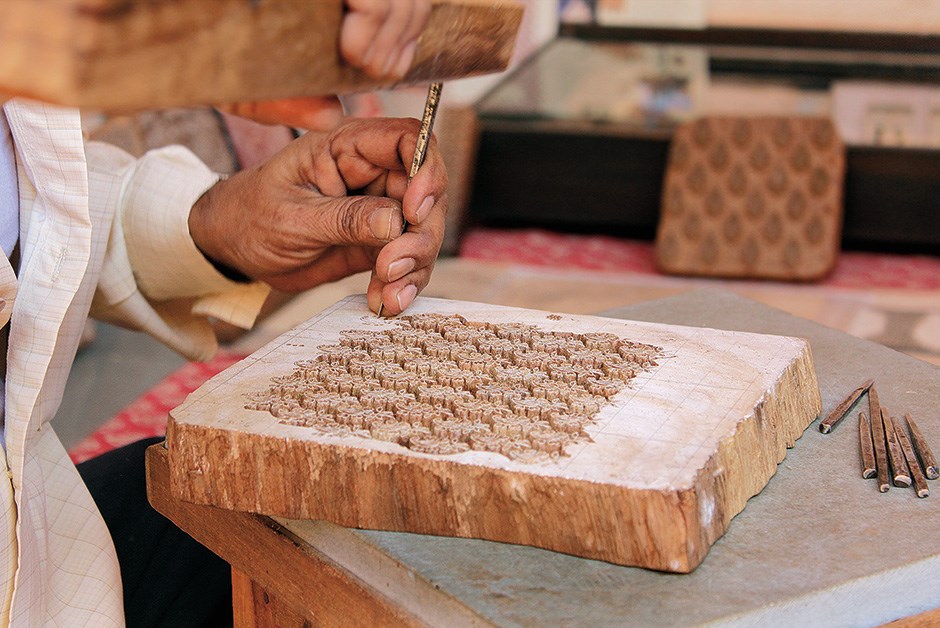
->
[305,195,404,247]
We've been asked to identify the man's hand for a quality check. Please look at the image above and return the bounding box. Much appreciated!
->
[188,117,447,316]
[340,0,432,79]
[215,0,431,130]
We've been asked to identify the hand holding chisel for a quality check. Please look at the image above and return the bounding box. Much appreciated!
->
[377,81,443,318]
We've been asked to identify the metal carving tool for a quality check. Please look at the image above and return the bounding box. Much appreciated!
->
[377,81,443,318]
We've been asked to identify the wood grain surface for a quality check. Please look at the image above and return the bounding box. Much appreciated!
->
[145,445,424,627]
[906,414,939,480]
[894,422,929,499]
[0,0,522,110]
[819,378,871,434]
[231,569,304,628]
[870,386,891,492]
[884,413,912,488]
[165,296,821,573]
[859,412,876,479]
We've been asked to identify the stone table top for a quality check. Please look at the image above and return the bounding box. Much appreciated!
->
[275,289,940,627]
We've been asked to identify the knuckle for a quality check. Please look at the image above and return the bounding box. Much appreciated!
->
[336,199,360,237]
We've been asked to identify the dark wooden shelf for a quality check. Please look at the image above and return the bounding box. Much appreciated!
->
[467,32,940,252]
[559,23,940,54]
[470,119,940,251]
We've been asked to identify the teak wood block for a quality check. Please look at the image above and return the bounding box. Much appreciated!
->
[166,296,821,573]
[0,0,522,110]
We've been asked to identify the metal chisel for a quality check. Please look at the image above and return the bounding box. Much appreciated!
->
[377,81,443,318]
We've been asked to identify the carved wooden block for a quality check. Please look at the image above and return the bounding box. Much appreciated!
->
[167,296,821,572]
[0,0,522,110]
[655,117,845,281]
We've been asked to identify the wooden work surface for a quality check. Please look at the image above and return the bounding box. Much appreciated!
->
[0,0,522,110]
[166,295,819,572]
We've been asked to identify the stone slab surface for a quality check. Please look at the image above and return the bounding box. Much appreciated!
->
[278,290,940,626]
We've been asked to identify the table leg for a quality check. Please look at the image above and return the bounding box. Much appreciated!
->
[145,444,420,626]
[232,568,309,628]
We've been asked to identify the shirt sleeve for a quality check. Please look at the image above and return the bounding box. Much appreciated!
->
[85,140,270,360]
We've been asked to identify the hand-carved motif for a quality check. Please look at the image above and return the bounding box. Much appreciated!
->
[246,314,663,463]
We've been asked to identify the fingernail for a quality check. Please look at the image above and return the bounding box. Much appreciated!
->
[415,195,434,223]
[368,292,383,314]
[369,207,400,240]
[396,284,418,312]
[382,52,398,77]
[387,258,416,282]
[393,42,417,78]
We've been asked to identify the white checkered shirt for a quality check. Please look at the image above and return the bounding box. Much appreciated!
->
[0,99,268,626]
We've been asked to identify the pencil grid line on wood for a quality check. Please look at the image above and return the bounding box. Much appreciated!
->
[245,313,663,463]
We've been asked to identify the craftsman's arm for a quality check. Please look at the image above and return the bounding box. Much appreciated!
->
[86,117,447,362]
[86,141,269,362]
[188,117,448,317]
[82,0,438,361]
